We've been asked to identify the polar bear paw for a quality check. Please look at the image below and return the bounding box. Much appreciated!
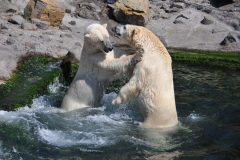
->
[112,97,123,105]
[131,47,144,64]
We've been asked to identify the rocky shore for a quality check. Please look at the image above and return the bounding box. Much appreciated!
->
[0,0,239,83]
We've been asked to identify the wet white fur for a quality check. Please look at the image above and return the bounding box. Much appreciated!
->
[61,24,138,112]
[112,25,178,128]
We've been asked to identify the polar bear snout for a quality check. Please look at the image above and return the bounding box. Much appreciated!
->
[113,25,125,38]
[103,39,113,52]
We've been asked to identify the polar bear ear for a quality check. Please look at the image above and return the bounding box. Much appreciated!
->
[131,28,139,38]
[102,24,107,28]
[133,28,139,35]
[85,34,91,38]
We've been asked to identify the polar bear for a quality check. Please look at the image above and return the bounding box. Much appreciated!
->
[60,24,141,112]
[112,24,178,128]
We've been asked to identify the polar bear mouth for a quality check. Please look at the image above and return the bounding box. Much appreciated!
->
[112,26,122,38]
[103,48,112,53]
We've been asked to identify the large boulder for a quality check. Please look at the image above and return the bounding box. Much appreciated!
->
[24,0,65,27]
[113,0,149,26]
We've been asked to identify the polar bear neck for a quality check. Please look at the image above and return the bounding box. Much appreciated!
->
[82,44,105,55]
[132,28,169,56]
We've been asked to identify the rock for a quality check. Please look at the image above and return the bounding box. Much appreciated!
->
[106,0,116,4]
[175,0,185,2]
[0,47,18,80]
[165,7,179,13]
[201,16,213,25]
[0,22,8,29]
[81,3,101,12]
[171,2,185,9]
[161,13,170,19]
[60,33,73,38]
[44,31,55,35]
[234,3,240,7]
[210,0,234,8]
[78,11,100,20]
[8,0,29,14]
[64,34,73,38]
[57,40,63,43]
[173,17,185,24]
[24,0,65,27]
[203,8,212,14]
[152,15,160,20]
[65,9,71,13]
[21,22,37,30]
[78,3,101,20]
[196,5,204,10]
[59,23,72,31]
[8,15,25,25]
[161,3,170,10]
[75,42,82,47]
[25,42,36,50]
[173,14,189,24]
[77,2,101,20]
[30,18,50,30]
[39,35,51,41]
[114,0,149,26]
[220,33,236,46]
[0,0,19,13]
[60,51,79,84]
[69,21,76,25]
[6,37,15,45]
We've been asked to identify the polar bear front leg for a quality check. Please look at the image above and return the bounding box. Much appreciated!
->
[112,75,139,105]
[90,48,143,72]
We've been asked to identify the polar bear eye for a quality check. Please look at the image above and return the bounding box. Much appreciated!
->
[100,40,104,43]
[123,26,126,29]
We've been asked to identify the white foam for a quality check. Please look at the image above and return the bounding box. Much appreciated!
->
[38,128,110,147]
[48,77,67,94]
[0,141,12,159]
[187,113,204,121]
[86,114,124,125]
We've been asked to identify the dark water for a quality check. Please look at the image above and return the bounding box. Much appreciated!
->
[0,62,240,160]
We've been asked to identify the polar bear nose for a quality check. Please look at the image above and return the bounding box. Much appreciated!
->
[113,27,121,37]
[108,46,113,51]
[104,40,113,52]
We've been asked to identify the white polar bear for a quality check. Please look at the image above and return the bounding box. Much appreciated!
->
[112,24,178,128]
[60,24,141,112]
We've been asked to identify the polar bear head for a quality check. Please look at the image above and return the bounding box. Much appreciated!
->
[113,24,141,46]
[84,24,113,53]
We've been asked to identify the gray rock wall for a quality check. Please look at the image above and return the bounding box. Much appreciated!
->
[0,0,239,81]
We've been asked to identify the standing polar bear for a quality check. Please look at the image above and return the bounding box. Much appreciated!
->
[61,24,141,112]
[112,24,178,128]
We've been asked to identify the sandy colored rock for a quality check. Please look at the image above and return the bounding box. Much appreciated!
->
[114,0,149,26]
[24,0,65,27]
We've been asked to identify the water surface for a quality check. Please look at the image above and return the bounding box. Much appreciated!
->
[0,62,239,159]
